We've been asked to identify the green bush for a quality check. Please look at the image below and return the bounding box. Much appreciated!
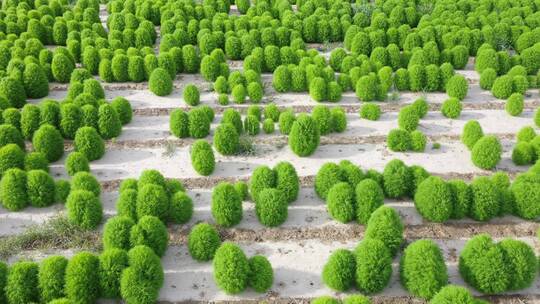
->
[51,53,75,83]
[232,84,247,104]
[469,177,501,221]
[250,165,276,203]
[430,285,477,304]
[244,115,260,135]
[66,152,89,176]
[383,159,412,198]
[65,252,100,304]
[111,97,132,125]
[500,238,538,290]
[327,109,346,132]
[117,189,138,222]
[24,151,49,172]
[214,123,240,155]
[479,68,497,90]
[512,75,528,95]
[448,179,472,219]
[5,261,39,303]
[387,129,411,152]
[149,68,173,96]
[130,215,169,257]
[55,179,71,203]
[188,222,221,261]
[517,126,536,143]
[264,103,281,122]
[74,126,105,161]
[414,176,453,222]
[289,114,320,157]
[278,110,295,135]
[411,98,428,118]
[398,106,419,131]
[0,124,24,149]
[274,161,299,203]
[339,160,364,188]
[27,169,55,207]
[0,168,28,211]
[510,173,540,219]
[441,97,462,118]
[255,188,288,227]
[310,77,327,102]
[212,182,243,227]
[98,104,122,139]
[235,181,249,201]
[38,256,68,302]
[170,109,189,138]
[136,183,169,221]
[355,238,392,293]
[111,55,129,82]
[188,107,211,138]
[71,171,100,197]
[342,295,371,304]
[0,144,24,176]
[190,140,215,176]
[66,190,103,229]
[360,103,381,121]
[120,245,164,304]
[21,104,42,140]
[471,135,501,169]
[184,84,200,106]
[103,216,135,251]
[513,142,535,165]
[492,75,513,99]
[355,178,383,225]
[0,77,26,108]
[32,124,64,162]
[445,74,468,100]
[312,105,333,135]
[60,103,82,139]
[247,82,263,103]
[326,182,355,223]
[312,296,340,304]
[99,248,129,299]
[461,120,484,150]
[365,205,404,256]
[506,93,524,116]
[273,65,291,93]
[262,118,274,133]
[3,108,21,131]
[213,242,250,294]
[409,130,426,152]
[248,255,273,293]
[322,249,356,291]
[200,55,219,82]
[315,162,345,200]
[169,191,193,224]
[400,240,447,299]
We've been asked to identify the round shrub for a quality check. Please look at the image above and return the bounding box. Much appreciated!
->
[27,169,55,207]
[136,184,169,222]
[74,126,105,161]
[248,255,273,293]
[51,53,75,83]
[188,108,211,139]
[322,249,356,291]
[98,104,122,139]
[479,68,497,90]
[71,171,100,197]
[188,223,221,261]
[510,173,540,219]
[149,68,173,96]
[430,285,477,304]
[32,124,64,162]
[517,126,536,143]
[360,103,381,120]
[0,124,24,149]
[312,105,333,135]
[355,179,384,225]
[278,110,295,135]
[255,188,288,227]
[326,182,355,223]
[365,205,404,256]
[214,123,240,155]
[471,135,501,169]
[262,118,274,133]
[513,142,535,165]
[99,248,129,299]
[183,84,200,106]
[130,215,169,257]
[499,238,538,290]
[212,182,243,227]
[469,177,501,221]
[414,176,453,222]
[310,77,327,102]
[20,104,41,140]
[315,163,345,200]
[506,93,524,116]
[222,109,243,134]
[218,93,229,105]
[66,190,103,229]
[0,77,26,109]
[232,84,247,104]
[289,114,320,157]
[398,106,419,131]
[264,103,281,122]
[400,239,447,299]
[273,65,291,93]
[355,238,392,293]
[247,82,263,103]
[38,256,68,302]
[409,130,427,152]
[383,159,412,199]
[190,140,215,176]
[3,108,21,130]
[250,166,276,203]
[170,109,189,138]
[59,104,82,139]
[117,189,137,221]
[244,115,260,135]
[103,216,135,251]
[339,160,364,188]
[0,168,28,211]
[387,128,411,152]
[5,261,39,303]
[213,242,250,294]
[169,191,193,224]
[66,152,89,176]
[120,245,164,304]
[139,169,167,190]
[446,74,468,100]
[274,161,299,203]
[0,143,24,175]
[492,75,513,99]
[24,151,48,172]
[235,181,249,201]
[55,179,71,203]
[111,97,132,125]
[441,97,462,118]
[62,250,101,304]
[461,120,484,150]
[448,179,472,219]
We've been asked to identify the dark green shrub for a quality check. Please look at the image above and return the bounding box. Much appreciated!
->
[355,238,392,293]
[103,216,135,251]
[322,249,356,291]
[387,129,411,152]
[120,245,164,304]
[74,126,105,161]
[250,165,276,203]
[461,120,484,150]
[255,188,288,227]
[469,177,501,221]
[365,205,403,256]
[5,261,39,303]
[441,97,462,118]
[430,285,477,304]
[0,144,24,175]
[414,176,453,222]
[24,152,48,172]
[471,135,501,169]
[184,84,200,106]
[0,77,26,108]
[506,93,524,116]
[248,255,273,293]
[98,103,122,139]
[170,109,189,138]
[38,256,68,302]
[149,68,173,96]
[289,114,320,157]
[326,182,355,223]
[188,223,221,261]
[111,97,132,125]
[55,179,71,203]
[136,183,169,222]
[398,106,419,131]
[479,68,497,90]
[130,215,168,257]
[448,179,472,219]
[360,103,381,120]
[66,190,102,229]
[60,104,82,139]
[355,179,383,225]
[99,248,129,299]
[0,124,24,149]
[20,104,41,140]
[71,171,100,197]
[51,53,75,83]
[0,168,28,211]
[400,240,447,299]
[214,123,240,155]
[27,169,55,207]
[169,191,193,224]
[212,182,243,227]
[492,75,513,99]
[66,152,89,176]
[65,252,100,304]
[32,124,64,162]
[117,189,138,221]
[446,74,468,100]
[191,139,215,176]
[383,159,412,198]
[213,242,250,294]
[510,173,540,219]
[274,161,299,203]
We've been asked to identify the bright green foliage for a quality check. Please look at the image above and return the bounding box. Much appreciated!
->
[213,242,250,294]
[235,181,249,201]
[274,161,299,203]
[212,182,243,227]
[512,142,535,165]
[248,255,273,293]
[355,179,384,225]
[448,179,472,219]
[400,240,448,299]
[312,105,333,135]
[387,129,411,152]
[21,104,42,140]
[414,176,453,222]
[322,249,356,291]
[331,108,347,132]
[469,177,501,221]
[288,114,320,157]
[264,103,281,122]
[398,106,419,131]
[188,107,211,138]
[65,252,100,304]
[510,173,540,219]
[149,68,173,96]
[51,53,75,83]
[98,104,122,139]
[232,84,247,104]
[517,126,536,143]
[188,223,221,261]
[38,256,68,302]
[410,130,427,152]
[461,120,484,150]
[441,98,462,118]
[214,123,240,155]
[499,238,538,290]
[479,68,497,90]
[66,190,103,229]
[24,151,49,172]
[278,110,295,135]
[0,124,24,149]
[364,205,404,256]
[244,115,260,135]
[273,65,291,93]
[111,97,132,125]
[191,140,215,176]
[383,159,412,199]
[55,179,71,203]
[169,191,193,224]
[32,124,64,162]
[99,248,129,299]
[103,216,135,251]
[71,171,100,197]
[310,77,327,102]
[360,103,381,120]
[326,182,356,223]
[0,144,24,176]
[446,74,468,100]
[5,261,39,304]
[355,238,392,293]
[184,84,200,106]
[27,169,56,207]
[255,188,288,227]
[251,166,277,203]
[130,215,169,257]
[136,183,169,221]
[263,118,274,133]
[74,126,105,161]
[66,152,90,176]
[471,135,502,169]
[120,245,164,304]
[430,285,477,304]
[0,168,28,211]
[506,93,524,116]
[170,109,189,138]
[492,75,513,99]
[312,296,340,304]
[315,162,345,200]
